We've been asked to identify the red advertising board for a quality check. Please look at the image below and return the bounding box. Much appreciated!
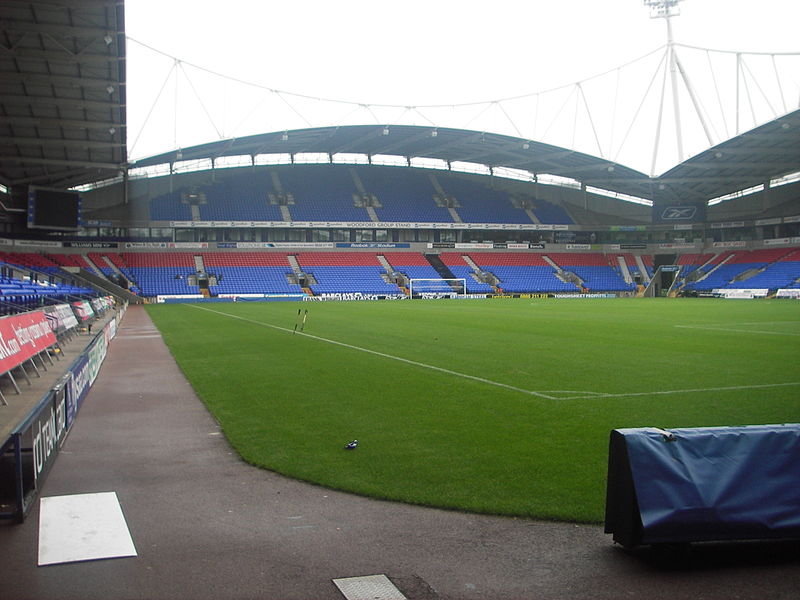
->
[0,311,58,375]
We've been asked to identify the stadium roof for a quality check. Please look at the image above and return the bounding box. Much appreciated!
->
[656,109,800,204]
[0,0,127,191]
[130,113,800,206]
[1,0,797,212]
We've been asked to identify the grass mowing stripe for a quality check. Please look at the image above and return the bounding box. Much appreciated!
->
[187,303,559,400]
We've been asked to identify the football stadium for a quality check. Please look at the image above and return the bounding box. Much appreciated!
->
[1,1,799,599]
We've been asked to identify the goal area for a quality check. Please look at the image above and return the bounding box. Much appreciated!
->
[408,278,466,298]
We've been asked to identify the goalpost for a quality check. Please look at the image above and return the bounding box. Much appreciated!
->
[408,278,467,298]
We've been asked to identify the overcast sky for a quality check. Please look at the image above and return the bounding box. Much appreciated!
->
[125,0,800,176]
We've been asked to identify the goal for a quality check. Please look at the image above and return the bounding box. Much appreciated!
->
[408,278,466,298]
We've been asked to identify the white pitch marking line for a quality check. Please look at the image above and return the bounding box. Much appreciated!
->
[722,321,800,326]
[187,304,558,399]
[556,381,800,401]
[539,390,609,396]
[675,324,800,336]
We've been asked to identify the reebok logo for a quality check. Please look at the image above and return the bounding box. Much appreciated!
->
[661,206,697,220]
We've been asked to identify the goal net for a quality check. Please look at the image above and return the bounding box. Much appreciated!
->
[408,278,466,298]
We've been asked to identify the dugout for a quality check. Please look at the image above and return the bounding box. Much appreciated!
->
[604,424,800,548]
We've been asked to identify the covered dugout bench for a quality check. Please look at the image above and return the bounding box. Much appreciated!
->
[604,424,800,548]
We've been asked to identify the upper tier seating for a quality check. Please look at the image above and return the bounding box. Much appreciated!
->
[358,168,454,223]
[530,199,573,225]
[278,168,370,222]
[147,165,575,225]
[149,192,194,221]
[435,178,531,224]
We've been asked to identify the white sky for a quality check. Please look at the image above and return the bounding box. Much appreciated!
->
[125,0,800,176]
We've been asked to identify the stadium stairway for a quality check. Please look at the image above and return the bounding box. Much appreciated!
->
[616,256,633,285]
[424,254,458,282]
[635,255,651,283]
[693,252,736,285]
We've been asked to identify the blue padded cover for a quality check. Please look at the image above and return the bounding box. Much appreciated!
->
[619,424,800,544]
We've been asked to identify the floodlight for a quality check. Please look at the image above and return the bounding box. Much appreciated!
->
[643,0,683,19]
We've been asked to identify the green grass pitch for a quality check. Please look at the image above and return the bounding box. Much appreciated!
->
[145,298,800,523]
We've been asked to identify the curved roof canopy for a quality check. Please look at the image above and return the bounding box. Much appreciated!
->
[131,112,800,206]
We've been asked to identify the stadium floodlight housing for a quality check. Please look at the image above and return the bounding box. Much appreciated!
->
[408,278,467,298]
[644,0,683,19]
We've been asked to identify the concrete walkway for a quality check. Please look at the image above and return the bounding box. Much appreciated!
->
[1,305,798,599]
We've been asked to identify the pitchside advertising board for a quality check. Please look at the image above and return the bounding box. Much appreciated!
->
[652,202,706,224]
[0,311,58,376]
[43,303,79,336]
[5,312,119,520]
[71,300,95,322]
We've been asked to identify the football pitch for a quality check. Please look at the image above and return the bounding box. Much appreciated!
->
[145,298,800,523]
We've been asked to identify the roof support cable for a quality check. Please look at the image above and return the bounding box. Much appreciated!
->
[128,60,177,157]
[739,56,779,120]
[738,55,759,129]
[613,48,668,166]
[274,91,313,128]
[541,85,578,141]
[576,82,604,158]
[495,101,524,139]
[178,61,223,140]
[771,54,788,115]
[706,49,729,140]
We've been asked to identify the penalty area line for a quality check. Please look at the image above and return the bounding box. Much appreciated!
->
[186,304,558,400]
[557,381,800,401]
[675,324,800,336]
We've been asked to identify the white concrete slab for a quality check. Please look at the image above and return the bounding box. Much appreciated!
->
[332,574,407,600]
[38,491,137,566]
